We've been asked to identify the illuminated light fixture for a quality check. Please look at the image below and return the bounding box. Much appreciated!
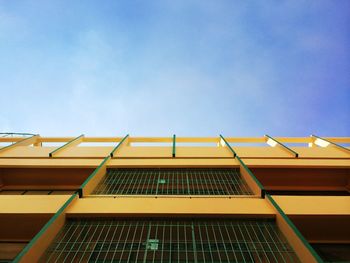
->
[267,138,278,147]
[220,138,226,147]
[314,138,330,147]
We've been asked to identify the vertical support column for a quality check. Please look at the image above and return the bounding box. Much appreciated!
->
[172,134,176,158]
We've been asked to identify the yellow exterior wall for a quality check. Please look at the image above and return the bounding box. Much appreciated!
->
[266,196,320,263]
[1,145,349,159]
[54,146,113,158]
[16,195,79,263]
[291,147,350,158]
[0,195,72,214]
[244,158,350,168]
[1,136,349,262]
[66,197,274,217]
[234,147,292,158]
[272,196,350,215]
[117,146,172,158]
[108,158,239,167]
[0,146,54,158]
[0,158,102,168]
[176,147,231,158]
[1,157,348,169]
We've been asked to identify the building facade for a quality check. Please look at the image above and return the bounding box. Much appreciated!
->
[0,133,349,262]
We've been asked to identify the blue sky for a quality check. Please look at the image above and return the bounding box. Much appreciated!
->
[0,1,349,137]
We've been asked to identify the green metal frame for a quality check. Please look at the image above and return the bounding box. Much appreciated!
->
[0,134,38,152]
[78,155,111,197]
[266,194,323,263]
[92,168,253,196]
[312,134,350,153]
[172,134,176,157]
[265,134,299,158]
[110,134,129,157]
[13,193,78,263]
[220,135,265,198]
[41,218,301,262]
[49,134,84,157]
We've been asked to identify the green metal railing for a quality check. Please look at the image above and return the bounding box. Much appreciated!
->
[41,218,300,263]
[92,168,253,196]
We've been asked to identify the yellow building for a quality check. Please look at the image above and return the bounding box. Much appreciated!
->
[0,133,349,262]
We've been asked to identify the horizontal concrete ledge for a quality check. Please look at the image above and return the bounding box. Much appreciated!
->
[1,158,349,168]
[0,195,72,214]
[0,158,102,168]
[86,195,256,198]
[108,158,240,167]
[245,158,350,168]
[66,197,274,217]
[272,196,350,215]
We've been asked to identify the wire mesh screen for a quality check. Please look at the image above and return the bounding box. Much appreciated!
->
[42,218,300,263]
[92,168,252,196]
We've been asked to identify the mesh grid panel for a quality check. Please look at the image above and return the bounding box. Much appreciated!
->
[92,168,252,195]
[42,218,300,263]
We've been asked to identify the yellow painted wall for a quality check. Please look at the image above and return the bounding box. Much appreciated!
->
[272,196,350,215]
[0,146,54,158]
[291,147,350,158]
[0,195,71,214]
[234,147,292,158]
[117,146,172,158]
[108,158,239,167]
[67,197,274,216]
[54,146,113,158]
